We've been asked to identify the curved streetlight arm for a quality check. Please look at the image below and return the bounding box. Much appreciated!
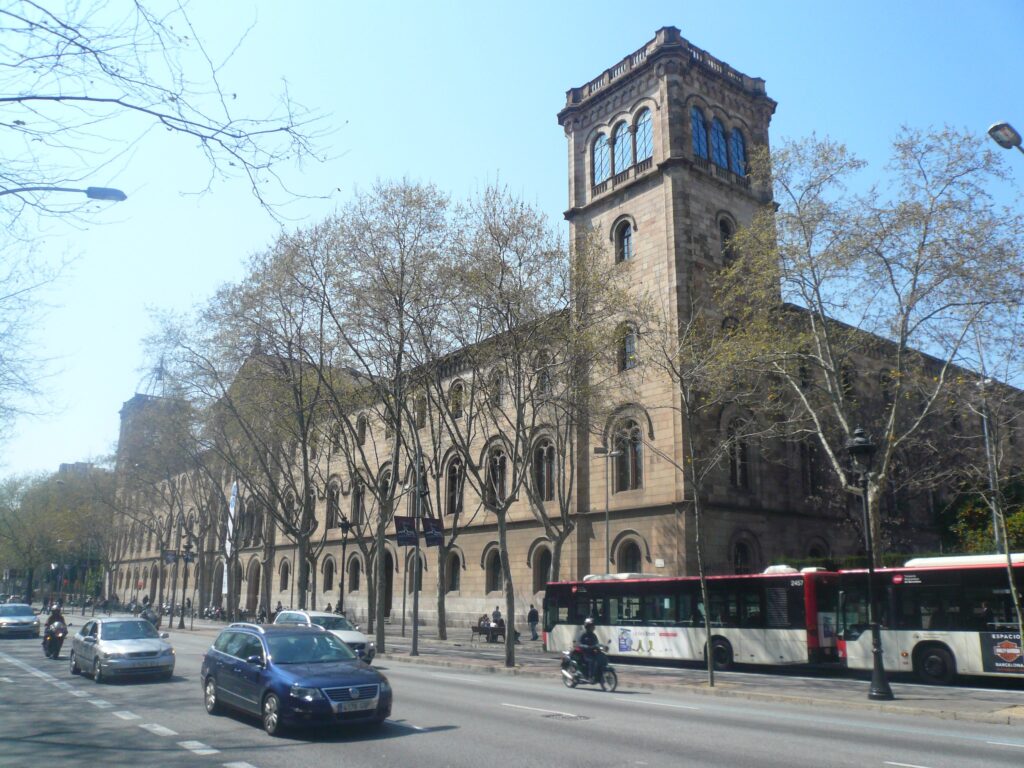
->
[0,185,127,201]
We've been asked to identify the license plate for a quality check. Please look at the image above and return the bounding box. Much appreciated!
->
[339,698,377,713]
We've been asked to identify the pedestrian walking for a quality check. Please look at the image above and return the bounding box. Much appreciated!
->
[491,605,502,623]
[528,604,539,640]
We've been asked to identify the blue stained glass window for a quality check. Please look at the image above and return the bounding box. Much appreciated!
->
[730,129,747,176]
[593,134,610,184]
[612,122,631,174]
[635,109,652,161]
[690,107,708,159]
[616,222,632,262]
[711,118,728,168]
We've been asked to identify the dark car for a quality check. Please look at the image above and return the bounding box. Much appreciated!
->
[201,622,391,736]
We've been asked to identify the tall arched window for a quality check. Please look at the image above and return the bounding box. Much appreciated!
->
[532,439,556,501]
[615,220,633,263]
[614,419,643,492]
[326,483,340,529]
[323,559,334,592]
[449,381,464,418]
[489,370,504,407]
[356,415,367,446]
[533,548,552,594]
[485,447,508,507]
[280,560,290,591]
[593,134,610,184]
[691,107,708,159]
[413,395,427,429]
[733,541,755,574]
[618,541,642,573]
[446,552,461,593]
[635,109,652,162]
[612,122,631,174]
[351,481,365,526]
[728,419,750,489]
[730,129,746,176]
[719,217,736,264]
[485,549,503,593]
[445,459,464,517]
[619,323,638,371]
[348,558,361,592]
[711,118,728,168]
[252,503,264,547]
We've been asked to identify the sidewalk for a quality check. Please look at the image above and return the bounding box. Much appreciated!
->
[102,609,1024,726]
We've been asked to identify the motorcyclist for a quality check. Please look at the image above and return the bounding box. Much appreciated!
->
[43,604,66,652]
[577,617,602,681]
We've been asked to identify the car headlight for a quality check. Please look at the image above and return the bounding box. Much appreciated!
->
[0,621,8,627]
[378,676,391,694]
[102,652,125,660]
[159,647,175,656]
[290,685,323,702]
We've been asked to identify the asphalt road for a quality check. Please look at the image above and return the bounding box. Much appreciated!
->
[2,630,1023,768]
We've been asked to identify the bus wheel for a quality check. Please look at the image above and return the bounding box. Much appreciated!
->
[709,638,733,671]
[915,645,956,685]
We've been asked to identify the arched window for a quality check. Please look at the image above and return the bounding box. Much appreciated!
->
[800,442,822,496]
[618,541,642,573]
[446,552,461,592]
[414,394,427,429]
[733,540,755,574]
[533,548,552,593]
[378,470,393,517]
[593,134,610,185]
[635,109,653,162]
[445,459,464,516]
[485,549,503,593]
[614,419,643,492]
[323,559,334,592]
[485,446,508,507]
[730,129,747,176]
[612,122,631,174]
[619,323,638,371]
[532,439,556,502]
[728,419,750,489]
[351,481,365,526]
[280,560,290,591]
[356,415,367,446]
[615,220,633,263]
[489,370,504,407]
[711,118,728,168]
[348,558,361,592]
[326,483,340,529]
[449,381,464,418]
[719,217,735,264]
[252,503,264,547]
[691,107,708,159]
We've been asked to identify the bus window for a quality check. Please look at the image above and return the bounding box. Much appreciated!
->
[740,590,764,628]
[574,596,606,624]
[839,588,869,639]
[642,595,676,625]
[709,590,739,627]
[609,596,642,624]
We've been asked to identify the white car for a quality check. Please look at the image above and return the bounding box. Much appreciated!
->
[273,610,376,663]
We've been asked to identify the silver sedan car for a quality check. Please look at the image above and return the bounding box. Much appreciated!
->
[69,617,175,682]
[0,604,40,637]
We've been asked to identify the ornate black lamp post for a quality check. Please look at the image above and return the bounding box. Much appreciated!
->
[846,427,894,701]
[337,517,351,614]
[177,542,194,630]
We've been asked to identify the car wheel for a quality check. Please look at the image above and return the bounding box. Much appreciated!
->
[600,668,618,692]
[69,650,80,675]
[203,677,221,715]
[262,692,285,736]
[916,645,956,685]
[92,658,104,684]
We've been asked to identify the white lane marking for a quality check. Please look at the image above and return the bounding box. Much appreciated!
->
[385,720,425,732]
[53,681,72,689]
[223,763,259,768]
[139,723,178,737]
[179,741,219,756]
[70,690,89,697]
[987,741,1024,749]
[0,676,12,682]
[88,699,112,709]
[633,699,700,711]
[501,702,580,718]
[431,673,490,685]
[113,711,140,721]
[885,762,933,768]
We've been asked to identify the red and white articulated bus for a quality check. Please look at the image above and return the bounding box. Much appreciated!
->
[543,567,840,670]
[837,554,1024,684]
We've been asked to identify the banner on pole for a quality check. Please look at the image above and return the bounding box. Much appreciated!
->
[422,517,444,547]
[223,480,238,597]
[394,515,418,546]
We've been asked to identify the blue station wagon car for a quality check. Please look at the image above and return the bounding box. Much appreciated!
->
[201,623,392,736]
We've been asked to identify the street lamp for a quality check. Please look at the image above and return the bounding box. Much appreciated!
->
[594,445,623,574]
[845,427,894,701]
[988,122,1024,155]
[337,517,352,614]
[0,185,127,200]
[178,541,195,630]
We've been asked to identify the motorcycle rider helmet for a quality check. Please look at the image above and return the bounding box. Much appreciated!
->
[583,617,594,629]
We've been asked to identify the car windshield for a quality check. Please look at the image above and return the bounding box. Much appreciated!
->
[267,632,356,664]
[0,605,31,616]
[100,620,159,641]
[312,615,355,631]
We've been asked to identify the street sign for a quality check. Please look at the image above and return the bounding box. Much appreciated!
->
[394,515,418,546]
[182,551,195,564]
[422,517,444,547]
[162,549,178,565]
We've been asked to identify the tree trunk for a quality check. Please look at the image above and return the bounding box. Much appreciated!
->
[551,536,564,582]
[435,543,448,640]
[375,516,387,652]
[497,511,516,668]
[296,535,310,610]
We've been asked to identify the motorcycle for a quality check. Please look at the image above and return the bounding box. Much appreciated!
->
[42,621,68,659]
[560,644,618,692]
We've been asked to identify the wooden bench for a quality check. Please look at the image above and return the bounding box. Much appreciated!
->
[470,624,505,645]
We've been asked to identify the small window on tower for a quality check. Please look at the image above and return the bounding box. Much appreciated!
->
[615,221,633,263]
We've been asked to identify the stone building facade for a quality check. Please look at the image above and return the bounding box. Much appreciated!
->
[110,28,969,630]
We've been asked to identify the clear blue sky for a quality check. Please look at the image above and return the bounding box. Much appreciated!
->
[5,0,1022,476]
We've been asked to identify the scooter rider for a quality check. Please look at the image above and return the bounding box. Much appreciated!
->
[577,617,602,681]
[43,604,65,651]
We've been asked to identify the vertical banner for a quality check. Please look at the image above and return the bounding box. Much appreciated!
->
[422,517,444,547]
[394,515,418,546]
[223,480,238,596]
